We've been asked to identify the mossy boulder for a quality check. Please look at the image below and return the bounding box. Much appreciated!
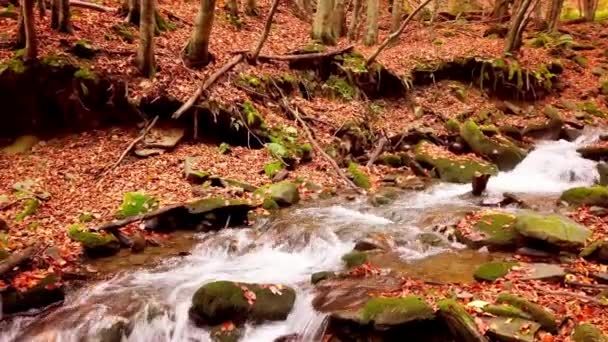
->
[572,323,608,342]
[474,261,517,282]
[496,293,558,333]
[486,317,540,342]
[255,181,300,207]
[189,280,296,325]
[311,271,336,285]
[460,120,526,171]
[561,186,608,207]
[598,163,608,186]
[437,299,486,342]
[264,161,283,178]
[116,192,159,219]
[458,211,520,249]
[415,140,498,183]
[342,251,368,268]
[1,274,65,314]
[514,213,590,251]
[481,304,532,320]
[186,197,255,216]
[68,224,120,257]
[360,296,434,326]
[347,162,371,189]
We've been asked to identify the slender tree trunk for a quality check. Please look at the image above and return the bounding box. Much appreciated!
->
[312,0,335,44]
[51,0,59,28]
[38,0,45,17]
[364,0,379,46]
[492,0,511,21]
[545,0,564,31]
[300,0,312,16]
[332,0,346,37]
[137,0,155,77]
[58,0,73,32]
[347,0,362,40]
[22,0,37,61]
[504,0,535,54]
[391,0,402,32]
[245,0,258,15]
[184,0,216,68]
[582,0,597,21]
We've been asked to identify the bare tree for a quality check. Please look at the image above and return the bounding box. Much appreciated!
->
[347,0,362,40]
[391,0,403,32]
[545,0,564,30]
[364,0,379,46]
[51,0,59,28]
[184,0,216,67]
[57,0,72,32]
[137,0,155,77]
[582,0,598,21]
[22,0,37,60]
[504,0,538,55]
[312,0,335,44]
[332,0,347,37]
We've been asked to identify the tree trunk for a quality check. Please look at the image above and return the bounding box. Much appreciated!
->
[16,6,26,48]
[245,0,257,15]
[38,0,45,17]
[311,0,335,44]
[184,0,216,68]
[391,0,402,32]
[137,0,155,77]
[300,0,312,16]
[347,0,362,40]
[332,0,346,37]
[58,0,73,32]
[126,0,141,24]
[504,0,535,55]
[364,0,379,46]
[51,0,59,28]
[492,0,511,21]
[545,0,564,31]
[22,0,37,61]
[582,0,598,21]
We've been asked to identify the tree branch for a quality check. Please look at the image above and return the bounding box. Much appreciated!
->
[70,0,113,12]
[248,0,280,63]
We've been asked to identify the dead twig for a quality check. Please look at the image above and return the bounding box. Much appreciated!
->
[366,136,387,167]
[248,0,280,63]
[566,281,608,290]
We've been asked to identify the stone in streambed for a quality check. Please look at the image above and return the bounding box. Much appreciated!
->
[560,185,608,207]
[572,323,608,342]
[514,212,590,251]
[68,224,120,257]
[189,280,296,326]
[1,274,65,314]
[521,263,566,282]
[473,261,517,282]
[457,211,520,250]
[116,192,159,219]
[254,181,300,209]
[437,299,488,342]
[486,317,540,342]
[311,271,336,285]
[460,120,526,171]
[481,304,532,320]
[496,293,558,333]
[341,251,367,268]
[359,296,434,326]
[369,187,399,207]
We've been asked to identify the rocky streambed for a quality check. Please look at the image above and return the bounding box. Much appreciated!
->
[2,132,608,341]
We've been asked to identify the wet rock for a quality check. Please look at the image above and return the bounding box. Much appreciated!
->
[460,120,527,171]
[473,261,517,282]
[1,274,65,314]
[522,115,564,141]
[255,181,300,208]
[577,144,608,161]
[471,172,491,196]
[598,163,608,186]
[141,123,185,150]
[189,280,296,325]
[342,251,368,268]
[369,187,399,206]
[456,211,520,250]
[437,299,488,342]
[68,224,120,257]
[486,317,540,342]
[496,293,558,333]
[130,232,147,253]
[560,185,608,207]
[415,140,498,184]
[580,240,608,264]
[515,213,590,251]
[274,333,301,342]
[416,232,448,247]
[311,271,336,285]
[209,324,244,342]
[116,192,159,219]
[481,304,532,320]
[354,235,390,251]
[562,127,584,141]
[336,296,434,327]
[96,316,132,342]
[521,263,566,282]
[1,135,39,155]
[572,323,608,342]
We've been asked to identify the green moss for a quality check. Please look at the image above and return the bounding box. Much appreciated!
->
[296,143,313,162]
[266,142,295,167]
[515,213,590,251]
[482,304,532,320]
[578,101,605,117]
[473,261,517,282]
[437,299,484,341]
[529,32,552,48]
[67,224,119,256]
[560,185,608,207]
[572,323,608,342]
[264,161,283,178]
[325,76,357,101]
[342,251,367,267]
[446,118,460,133]
[362,296,434,325]
[190,281,249,325]
[237,73,263,89]
[302,41,326,53]
[496,293,558,333]
[341,53,368,73]
[41,53,71,67]
[0,247,9,261]
[74,67,97,81]
[111,23,134,43]
[218,143,231,155]
[0,56,26,74]
[262,198,279,210]
[15,198,39,222]
[472,212,519,247]
[241,101,263,128]
[572,54,589,68]
[347,162,371,189]
[78,212,95,223]
[460,120,526,171]
[116,192,159,219]
[377,154,403,167]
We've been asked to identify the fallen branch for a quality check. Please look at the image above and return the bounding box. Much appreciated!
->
[0,247,35,277]
[100,115,159,178]
[366,0,433,65]
[366,137,387,167]
[96,204,183,232]
[272,82,363,193]
[70,0,113,12]
[248,0,280,63]
[256,45,354,62]
[172,54,245,119]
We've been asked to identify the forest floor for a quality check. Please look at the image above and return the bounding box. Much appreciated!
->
[2,0,608,338]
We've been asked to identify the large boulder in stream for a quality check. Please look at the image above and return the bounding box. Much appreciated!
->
[332,296,435,328]
[460,120,527,171]
[415,140,498,184]
[254,181,300,209]
[560,185,608,208]
[1,274,65,314]
[456,211,520,250]
[189,281,296,326]
[514,213,590,251]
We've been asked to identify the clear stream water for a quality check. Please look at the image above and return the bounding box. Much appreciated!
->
[0,133,601,342]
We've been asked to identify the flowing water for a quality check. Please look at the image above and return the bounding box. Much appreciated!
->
[0,133,602,342]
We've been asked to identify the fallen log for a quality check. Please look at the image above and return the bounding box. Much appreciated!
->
[255,44,354,62]
[0,247,35,277]
[70,0,113,12]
